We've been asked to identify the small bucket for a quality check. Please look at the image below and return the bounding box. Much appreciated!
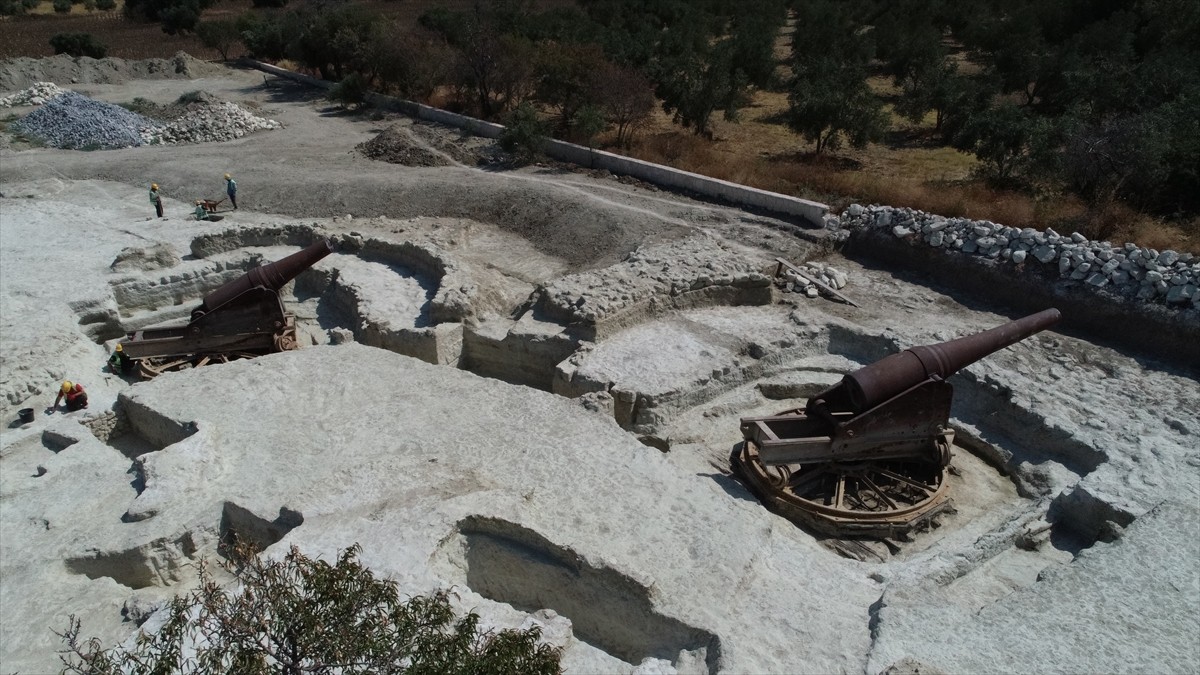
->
[18,408,34,424]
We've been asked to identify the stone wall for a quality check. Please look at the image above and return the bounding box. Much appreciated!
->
[834,204,1200,368]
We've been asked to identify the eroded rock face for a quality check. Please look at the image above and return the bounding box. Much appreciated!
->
[3,345,878,673]
[109,242,181,273]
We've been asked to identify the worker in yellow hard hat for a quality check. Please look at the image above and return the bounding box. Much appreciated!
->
[224,173,237,210]
[109,342,134,375]
[150,182,163,218]
[51,380,88,412]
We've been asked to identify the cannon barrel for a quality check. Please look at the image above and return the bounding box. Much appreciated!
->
[839,308,1060,412]
[197,239,334,316]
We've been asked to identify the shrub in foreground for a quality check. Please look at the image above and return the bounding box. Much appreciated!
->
[57,543,562,674]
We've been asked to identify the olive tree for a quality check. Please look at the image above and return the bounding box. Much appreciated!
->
[57,543,561,674]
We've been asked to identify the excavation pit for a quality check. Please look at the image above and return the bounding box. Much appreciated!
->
[442,516,721,671]
[555,305,1104,560]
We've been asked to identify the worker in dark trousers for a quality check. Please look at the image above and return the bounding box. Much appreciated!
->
[150,183,163,218]
[225,173,237,210]
[51,381,88,413]
[109,343,135,375]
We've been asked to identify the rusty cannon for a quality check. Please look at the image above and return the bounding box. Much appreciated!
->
[732,309,1061,538]
[119,240,335,379]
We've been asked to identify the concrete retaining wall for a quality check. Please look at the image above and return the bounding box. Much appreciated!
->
[241,60,828,227]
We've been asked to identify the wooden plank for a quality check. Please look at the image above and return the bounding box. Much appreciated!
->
[774,257,860,308]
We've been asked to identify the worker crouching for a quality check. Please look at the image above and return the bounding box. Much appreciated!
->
[109,343,135,375]
[52,380,88,413]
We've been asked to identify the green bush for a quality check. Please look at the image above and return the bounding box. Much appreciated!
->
[0,0,28,16]
[159,0,201,34]
[49,33,108,58]
[57,543,561,674]
[329,72,368,110]
[195,19,240,60]
[52,0,72,13]
[499,101,549,163]
[95,0,114,8]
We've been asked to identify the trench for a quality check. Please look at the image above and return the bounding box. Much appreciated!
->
[219,502,305,553]
[65,530,200,590]
[96,230,1122,577]
[442,516,721,671]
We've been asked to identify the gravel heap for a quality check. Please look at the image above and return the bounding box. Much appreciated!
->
[837,204,1199,308]
[357,125,454,167]
[777,261,849,298]
[147,100,281,144]
[11,91,160,149]
[8,88,281,148]
[0,81,65,108]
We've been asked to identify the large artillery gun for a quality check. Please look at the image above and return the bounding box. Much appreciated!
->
[732,309,1061,538]
[118,240,335,379]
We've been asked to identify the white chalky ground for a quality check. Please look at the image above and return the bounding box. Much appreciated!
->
[1,58,1198,674]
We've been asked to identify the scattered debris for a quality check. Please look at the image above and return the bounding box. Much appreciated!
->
[774,257,858,307]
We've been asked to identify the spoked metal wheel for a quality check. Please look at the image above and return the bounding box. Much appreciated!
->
[134,352,253,380]
[733,440,951,537]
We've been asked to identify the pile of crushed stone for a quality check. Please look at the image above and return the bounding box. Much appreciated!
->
[151,97,281,144]
[0,51,225,93]
[12,91,160,149]
[0,81,65,108]
[9,88,281,149]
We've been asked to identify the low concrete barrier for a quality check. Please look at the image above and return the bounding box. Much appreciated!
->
[249,61,333,90]
[241,59,828,226]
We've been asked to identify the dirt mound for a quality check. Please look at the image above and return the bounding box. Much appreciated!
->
[359,121,515,168]
[357,125,454,167]
[0,52,225,94]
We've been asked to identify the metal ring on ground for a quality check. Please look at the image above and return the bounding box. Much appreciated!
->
[732,440,951,538]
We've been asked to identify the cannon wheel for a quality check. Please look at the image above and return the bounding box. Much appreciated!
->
[732,440,951,538]
[134,352,256,380]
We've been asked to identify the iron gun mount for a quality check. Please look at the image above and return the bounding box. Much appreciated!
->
[119,240,335,379]
[732,309,1061,538]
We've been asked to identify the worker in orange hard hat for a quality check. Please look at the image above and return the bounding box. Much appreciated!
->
[51,380,88,413]
[109,342,134,375]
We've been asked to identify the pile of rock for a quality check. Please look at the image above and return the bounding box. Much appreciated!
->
[11,91,161,149]
[837,204,1199,308]
[778,261,849,299]
[8,87,281,149]
[0,82,66,108]
[147,100,281,144]
[357,124,454,167]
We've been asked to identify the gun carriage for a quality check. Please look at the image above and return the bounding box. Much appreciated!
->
[733,309,1061,537]
[118,240,335,379]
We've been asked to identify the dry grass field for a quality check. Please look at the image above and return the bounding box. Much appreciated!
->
[1,0,1193,250]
